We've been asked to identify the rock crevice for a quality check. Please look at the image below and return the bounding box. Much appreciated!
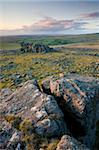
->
[0,74,99,149]
[42,74,99,149]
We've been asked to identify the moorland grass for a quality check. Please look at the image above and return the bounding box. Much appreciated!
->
[0,48,99,89]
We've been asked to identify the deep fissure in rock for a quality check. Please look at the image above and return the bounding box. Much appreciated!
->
[55,96,86,137]
[42,86,86,137]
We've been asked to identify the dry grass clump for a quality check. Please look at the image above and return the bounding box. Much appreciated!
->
[47,139,59,150]
[5,114,22,130]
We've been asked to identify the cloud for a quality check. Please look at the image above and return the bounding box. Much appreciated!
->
[82,21,99,30]
[0,18,95,35]
[22,17,74,33]
[0,11,99,35]
[21,16,94,33]
[80,12,99,19]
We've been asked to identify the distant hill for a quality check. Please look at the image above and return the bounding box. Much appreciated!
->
[0,33,99,50]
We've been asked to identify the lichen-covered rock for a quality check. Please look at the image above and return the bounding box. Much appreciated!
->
[0,121,14,149]
[0,79,67,138]
[42,77,52,95]
[42,74,99,148]
[56,135,90,150]
[0,88,12,102]
[0,75,98,149]
[6,131,25,150]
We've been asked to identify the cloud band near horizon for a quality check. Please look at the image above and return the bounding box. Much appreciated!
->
[0,11,99,35]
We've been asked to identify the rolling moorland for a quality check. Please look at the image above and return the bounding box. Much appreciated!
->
[0,33,99,89]
[0,33,99,150]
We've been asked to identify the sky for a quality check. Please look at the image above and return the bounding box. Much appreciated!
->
[0,0,99,35]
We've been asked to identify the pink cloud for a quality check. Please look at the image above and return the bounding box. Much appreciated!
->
[22,17,74,32]
[23,12,99,33]
[80,12,99,19]
[0,12,99,35]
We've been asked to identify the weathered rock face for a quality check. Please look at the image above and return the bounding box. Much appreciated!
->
[0,125,13,149]
[6,131,25,150]
[0,118,25,150]
[42,74,99,148]
[0,88,12,102]
[56,135,89,150]
[0,74,98,150]
[0,80,67,138]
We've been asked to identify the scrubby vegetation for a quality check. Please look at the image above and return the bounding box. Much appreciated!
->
[47,140,59,150]
[5,114,22,130]
[19,119,41,150]
[0,33,99,50]
[0,48,99,89]
[19,119,34,134]
[1,34,99,150]
[0,34,99,89]
[4,115,60,149]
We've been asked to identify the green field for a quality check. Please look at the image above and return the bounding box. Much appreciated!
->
[0,33,99,50]
[0,42,20,50]
[0,33,99,89]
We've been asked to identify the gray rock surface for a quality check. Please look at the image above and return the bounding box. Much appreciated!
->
[0,79,67,138]
[0,74,99,150]
[42,74,99,148]
[56,135,90,150]
[0,121,14,149]
[6,131,25,150]
[0,88,12,101]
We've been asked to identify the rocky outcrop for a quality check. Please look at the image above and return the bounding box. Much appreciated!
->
[20,42,53,53]
[42,74,99,148]
[56,135,89,150]
[0,80,67,138]
[0,74,99,149]
[33,44,53,53]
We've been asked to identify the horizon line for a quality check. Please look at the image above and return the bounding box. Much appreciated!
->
[0,32,99,37]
